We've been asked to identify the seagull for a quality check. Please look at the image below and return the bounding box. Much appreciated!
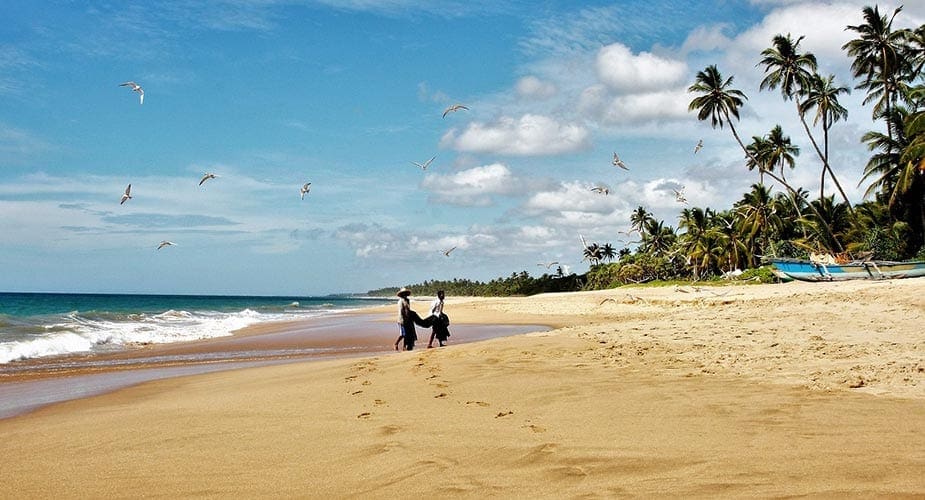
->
[694,139,703,154]
[120,184,132,205]
[673,188,687,204]
[300,182,312,200]
[199,173,218,186]
[411,156,436,170]
[598,298,617,306]
[537,261,559,269]
[443,246,457,257]
[157,240,175,250]
[119,81,144,104]
[612,152,628,170]
[442,104,468,118]
[590,186,610,195]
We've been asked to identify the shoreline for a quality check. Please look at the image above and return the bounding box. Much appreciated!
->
[1,280,923,497]
[0,309,549,419]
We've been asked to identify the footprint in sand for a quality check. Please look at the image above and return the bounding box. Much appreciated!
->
[357,412,372,419]
[374,399,387,406]
[351,390,363,396]
[379,424,401,436]
[466,401,490,407]
[524,423,546,433]
[434,393,448,398]
[495,411,514,418]
[344,375,358,382]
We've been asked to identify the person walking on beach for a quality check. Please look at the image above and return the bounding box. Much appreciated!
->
[426,290,450,348]
[394,287,417,351]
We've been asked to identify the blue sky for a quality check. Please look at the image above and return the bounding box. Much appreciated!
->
[1,0,922,295]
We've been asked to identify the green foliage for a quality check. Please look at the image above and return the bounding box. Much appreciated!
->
[367,272,584,297]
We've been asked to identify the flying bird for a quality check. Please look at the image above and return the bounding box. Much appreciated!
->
[442,104,468,118]
[694,139,703,154]
[120,184,132,205]
[199,173,218,186]
[443,246,457,257]
[590,186,609,195]
[119,81,144,104]
[156,240,175,250]
[411,156,436,170]
[537,261,559,269]
[300,182,312,200]
[673,188,687,204]
[612,152,628,170]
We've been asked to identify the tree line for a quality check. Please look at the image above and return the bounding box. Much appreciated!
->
[372,5,924,296]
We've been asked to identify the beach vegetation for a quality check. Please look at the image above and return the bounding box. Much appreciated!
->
[373,6,923,298]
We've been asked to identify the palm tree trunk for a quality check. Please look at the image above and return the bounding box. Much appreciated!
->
[726,113,845,253]
[797,103,854,214]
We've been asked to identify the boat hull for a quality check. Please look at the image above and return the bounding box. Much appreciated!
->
[769,258,925,282]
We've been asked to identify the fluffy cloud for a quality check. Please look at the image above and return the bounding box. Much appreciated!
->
[441,114,590,156]
[516,75,557,100]
[420,163,517,206]
[596,43,688,93]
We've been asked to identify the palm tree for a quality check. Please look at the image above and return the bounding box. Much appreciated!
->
[861,106,909,205]
[689,64,844,251]
[758,34,817,100]
[799,73,852,202]
[629,206,653,235]
[600,243,616,263]
[583,242,603,265]
[765,125,800,183]
[640,219,676,256]
[745,135,772,184]
[736,184,784,264]
[688,65,750,152]
[843,5,909,140]
[678,207,713,279]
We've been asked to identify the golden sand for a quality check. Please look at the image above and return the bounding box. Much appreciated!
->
[1,279,924,498]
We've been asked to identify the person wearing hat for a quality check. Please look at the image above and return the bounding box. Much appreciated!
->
[394,287,418,351]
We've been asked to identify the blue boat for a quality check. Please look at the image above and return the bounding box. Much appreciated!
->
[769,258,925,282]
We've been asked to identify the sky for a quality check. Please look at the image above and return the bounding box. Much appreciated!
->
[1,0,922,296]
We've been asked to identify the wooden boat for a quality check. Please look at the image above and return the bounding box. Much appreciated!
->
[769,258,925,282]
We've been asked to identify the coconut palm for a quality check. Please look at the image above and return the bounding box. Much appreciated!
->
[758,34,817,101]
[601,243,616,263]
[843,5,909,139]
[688,65,750,152]
[799,73,852,202]
[745,135,772,184]
[765,125,800,183]
[736,184,785,265]
[629,206,653,235]
[689,65,844,251]
[582,242,603,265]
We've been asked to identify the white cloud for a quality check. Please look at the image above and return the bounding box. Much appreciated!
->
[441,114,590,156]
[516,75,557,100]
[420,163,517,206]
[596,43,688,93]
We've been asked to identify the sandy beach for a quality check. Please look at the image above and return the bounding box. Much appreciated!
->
[1,279,924,497]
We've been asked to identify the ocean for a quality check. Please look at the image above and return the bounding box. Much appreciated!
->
[0,292,391,364]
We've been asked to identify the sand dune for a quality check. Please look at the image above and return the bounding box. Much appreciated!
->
[1,279,923,497]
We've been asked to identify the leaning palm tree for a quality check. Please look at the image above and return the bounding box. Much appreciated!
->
[688,65,750,151]
[689,64,845,252]
[799,73,852,203]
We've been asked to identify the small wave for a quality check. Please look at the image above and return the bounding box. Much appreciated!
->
[0,308,266,364]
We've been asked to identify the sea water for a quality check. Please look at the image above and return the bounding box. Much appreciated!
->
[0,292,390,364]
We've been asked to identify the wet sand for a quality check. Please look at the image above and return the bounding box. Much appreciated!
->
[1,281,924,498]
[0,311,546,418]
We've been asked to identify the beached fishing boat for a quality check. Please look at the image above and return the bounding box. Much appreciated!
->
[769,258,925,282]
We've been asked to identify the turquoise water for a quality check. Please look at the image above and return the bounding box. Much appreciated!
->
[0,292,390,363]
